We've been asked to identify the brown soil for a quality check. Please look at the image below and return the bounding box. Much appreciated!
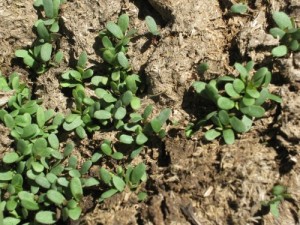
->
[1,0,300,225]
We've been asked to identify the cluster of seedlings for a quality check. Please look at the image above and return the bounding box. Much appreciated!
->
[0,1,167,224]
[0,0,298,223]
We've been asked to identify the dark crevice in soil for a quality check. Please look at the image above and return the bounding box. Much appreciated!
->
[131,0,167,28]
[158,142,171,167]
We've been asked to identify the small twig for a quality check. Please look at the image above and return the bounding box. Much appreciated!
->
[180,204,201,225]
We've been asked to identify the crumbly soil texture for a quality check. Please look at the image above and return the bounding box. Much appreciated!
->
[1,0,300,225]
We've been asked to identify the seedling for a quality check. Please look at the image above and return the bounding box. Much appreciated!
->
[261,185,291,218]
[61,51,93,88]
[99,163,147,201]
[270,11,300,57]
[15,0,64,74]
[145,16,160,36]
[186,61,281,144]
[230,3,248,14]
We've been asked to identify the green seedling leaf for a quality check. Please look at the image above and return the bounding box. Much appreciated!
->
[43,0,54,18]
[77,51,87,69]
[270,201,280,218]
[234,63,248,81]
[118,14,129,33]
[37,22,50,41]
[240,105,265,118]
[142,104,153,120]
[51,164,64,176]
[246,86,260,98]
[47,190,66,205]
[0,171,13,181]
[94,110,112,120]
[4,114,15,129]
[69,169,81,178]
[35,211,56,224]
[150,118,162,133]
[217,97,235,110]
[138,192,148,201]
[46,173,57,183]
[112,176,126,192]
[290,39,299,51]
[103,49,116,64]
[40,43,53,62]
[242,94,255,106]
[223,129,235,144]
[35,175,51,189]
[3,218,21,225]
[129,147,144,160]
[204,80,217,96]
[101,142,112,156]
[114,107,126,120]
[241,115,253,132]
[111,152,123,160]
[272,11,293,30]
[21,198,39,211]
[37,107,46,128]
[145,16,160,35]
[270,27,286,39]
[205,129,221,141]
[102,36,113,48]
[255,88,269,105]
[50,21,59,32]
[125,75,139,94]
[83,69,93,79]
[196,63,209,74]
[84,177,100,187]
[218,110,230,126]
[80,160,92,175]
[91,152,102,162]
[121,90,133,106]
[272,45,288,57]
[136,133,148,145]
[54,50,63,64]
[63,116,83,131]
[117,52,129,69]
[229,116,247,133]
[21,124,39,139]
[130,97,141,110]
[252,67,268,87]
[68,206,82,220]
[225,83,240,98]
[32,162,44,173]
[75,126,87,139]
[230,3,248,14]
[245,61,255,72]
[106,21,124,39]
[272,185,287,196]
[99,168,111,184]
[131,163,146,184]
[100,189,118,200]
[119,134,134,144]
[70,177,83,201]
[193,81,206,94]
[3,152,19,164]
[52,0,60,17]
[48,133,59,149]
[268,93,282,103]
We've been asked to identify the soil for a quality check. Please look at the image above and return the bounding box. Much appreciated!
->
[0,0,300,225]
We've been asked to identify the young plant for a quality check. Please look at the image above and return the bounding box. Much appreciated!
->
[15,0,64,74]
[186,61,281,144]
[61,51,94,88]
[261,185,291,218]
[99,163,147,202]
[230,3,248,14]
[270,11,300,57]
[145,16,160,36]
